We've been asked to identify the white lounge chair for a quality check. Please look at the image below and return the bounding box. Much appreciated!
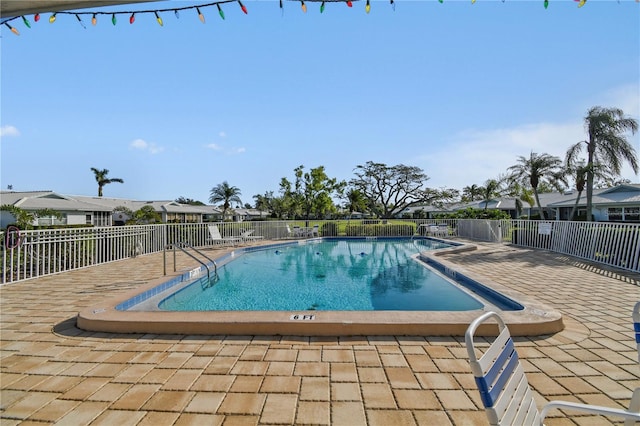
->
[465,311,640,425]
[240,229,264,242]
[208,225,241,246]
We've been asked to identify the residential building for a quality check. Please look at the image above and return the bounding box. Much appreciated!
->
[0,191,225,228]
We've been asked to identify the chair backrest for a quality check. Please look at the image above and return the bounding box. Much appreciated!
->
[241,229,255,237]
[208,225,222,240]
[634,301,640,364]
[465,311,542,426]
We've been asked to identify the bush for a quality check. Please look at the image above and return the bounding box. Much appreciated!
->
[436,208,510,220]
[345,224,414,236]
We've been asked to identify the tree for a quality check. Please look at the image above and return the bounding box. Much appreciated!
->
[461,184,484,202]
[0,205,62,229]
[175,197,205,206]
[350,161,457,219]
[279,165,345,220]
[508,152,566,219]
[504,182,535,218]
[479,179,505,211]
[253,191,285,218]
[344,188,368,217]
[132,205,162,224]
[563,156,613,221]
[209,181,242,220]
[90,168,124,197]
[567,106,638,221]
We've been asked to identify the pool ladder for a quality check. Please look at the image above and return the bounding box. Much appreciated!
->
[163,242,218,282]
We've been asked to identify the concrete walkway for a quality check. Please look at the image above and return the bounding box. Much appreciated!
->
[1,241,639,425]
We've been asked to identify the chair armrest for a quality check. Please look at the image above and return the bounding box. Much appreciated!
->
[540,400,640,424]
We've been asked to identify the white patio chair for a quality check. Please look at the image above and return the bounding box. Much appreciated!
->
[240,229,264,242]
[307,225,319,238]
[208,225,241,246]
[465,311,640,426]
[292,226,304,238]
[436,224,449,237]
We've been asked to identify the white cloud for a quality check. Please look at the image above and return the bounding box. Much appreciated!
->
[205,143,246,154]
[129,138,164,154]
[418,83,640,190]
[419,121,593,190]
[219,131,227,138]
[0,125,20,137]
[598,83,640,117]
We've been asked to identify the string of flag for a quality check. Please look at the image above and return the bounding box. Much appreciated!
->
[1,0,632,36]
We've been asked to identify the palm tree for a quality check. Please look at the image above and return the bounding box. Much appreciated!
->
[480,179,504,211]
[504,182,535,218]
[564,156,614,221]
[567,106,638,221]
[508,152,565,220]
[209,181,242,219]
[344,189,368,217]
[90,168,124,197]
[462,184,484,202]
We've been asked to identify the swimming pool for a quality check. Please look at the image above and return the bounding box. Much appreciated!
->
[159,239,485,311]
[77,237,564,336]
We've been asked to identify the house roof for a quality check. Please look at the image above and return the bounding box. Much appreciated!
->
[1,191,222,215]
[72,196,220,214]
[548,184,640,207]
[234,208,269,217]
[1,191,113,212]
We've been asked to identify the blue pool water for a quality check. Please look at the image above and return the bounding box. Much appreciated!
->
[158,238,486,312]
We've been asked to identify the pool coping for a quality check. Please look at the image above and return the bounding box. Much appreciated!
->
[77,238,564,337]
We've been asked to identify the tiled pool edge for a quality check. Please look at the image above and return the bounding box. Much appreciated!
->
[77,239,564,337]
[418,243,564,336]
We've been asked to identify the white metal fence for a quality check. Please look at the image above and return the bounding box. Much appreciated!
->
[2,219,638,284]
[507,220,640,272]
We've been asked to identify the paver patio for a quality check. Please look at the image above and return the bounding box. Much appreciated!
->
[1,241,639,425]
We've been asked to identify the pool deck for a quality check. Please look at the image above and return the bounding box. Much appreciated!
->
[1,240,639,425]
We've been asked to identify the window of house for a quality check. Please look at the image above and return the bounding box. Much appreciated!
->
[607,207,623,221]
[86,214,92,224]
[624,207,640,222]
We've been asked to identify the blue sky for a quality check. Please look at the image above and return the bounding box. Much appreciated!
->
[1,0,638,206]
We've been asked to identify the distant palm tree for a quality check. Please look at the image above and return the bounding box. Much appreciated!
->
[567,106,638,221]
[564,156,613,221]
[508,152,565,219]
[345,189,368,216]
[480,179,504,211]
[209,181,242,219]
[505,182,535,218]
[91,168,124,197]
[462,184,484,202]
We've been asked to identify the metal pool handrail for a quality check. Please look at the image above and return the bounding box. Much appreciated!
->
[163,242,217,281]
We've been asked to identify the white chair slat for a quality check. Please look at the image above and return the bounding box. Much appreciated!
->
[492,364,530,423]
[477,327,512,374]
[511,387,539,425]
